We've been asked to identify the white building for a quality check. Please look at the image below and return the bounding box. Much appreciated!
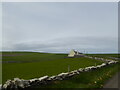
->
[68,49,84,57]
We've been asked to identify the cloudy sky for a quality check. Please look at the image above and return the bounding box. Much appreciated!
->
[2,2,118,53]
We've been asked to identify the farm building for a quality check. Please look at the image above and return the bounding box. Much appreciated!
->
[68,49,84,57]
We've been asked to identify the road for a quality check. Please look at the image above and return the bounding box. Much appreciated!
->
[103,71,120,89]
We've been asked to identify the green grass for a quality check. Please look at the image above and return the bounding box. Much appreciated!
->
[2,52,104,84]
[36,62,119,88]
[2,52,67,62]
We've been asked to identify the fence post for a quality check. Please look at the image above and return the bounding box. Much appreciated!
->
[68,65,70,72]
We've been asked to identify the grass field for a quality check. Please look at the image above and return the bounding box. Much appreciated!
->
[2,52,104,84]
[2,52,67,62]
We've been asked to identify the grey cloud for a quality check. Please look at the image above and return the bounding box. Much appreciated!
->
[3,36,117,53]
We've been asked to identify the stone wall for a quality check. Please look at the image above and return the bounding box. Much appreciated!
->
[0,57,118,90]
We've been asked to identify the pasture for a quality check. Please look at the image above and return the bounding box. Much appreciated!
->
[2,52,104,84]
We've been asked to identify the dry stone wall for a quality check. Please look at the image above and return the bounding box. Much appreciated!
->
[0,57,118,90]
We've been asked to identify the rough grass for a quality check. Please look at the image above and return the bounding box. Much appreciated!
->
[2,52,104,84]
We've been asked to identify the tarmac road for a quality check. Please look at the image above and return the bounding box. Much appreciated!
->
[103,71,120,89]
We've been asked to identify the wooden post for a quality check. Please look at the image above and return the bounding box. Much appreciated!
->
[95,63,96,66]
[68,65,70,72]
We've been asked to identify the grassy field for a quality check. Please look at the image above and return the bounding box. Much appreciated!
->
[2,52,67,62]
[2,52,104,84]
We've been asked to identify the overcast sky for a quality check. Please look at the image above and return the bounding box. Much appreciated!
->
[2,2,118,53]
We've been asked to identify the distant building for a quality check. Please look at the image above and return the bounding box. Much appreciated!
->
[68,49,84,57]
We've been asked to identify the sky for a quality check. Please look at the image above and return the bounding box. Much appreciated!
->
[1,0,119,2]
[2,2,118,53]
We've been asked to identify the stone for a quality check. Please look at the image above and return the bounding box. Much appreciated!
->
[3,80,12,89]
[55,76,63,80]
[23,80,30,88]
[68,73,75,77]
[38,76,49,81]
[0,84,2,90]
[86,66,95,71]
[78,68,84,72]
[57,73,69,79]
[49,76,56,80]
[30,78,38,83]
[14,78,25,88]
[101,63,106,66]
[96,65,102,68]
[6,78,30,88]
[71,70,79,74]
[92,66,97,70]
[84,67,90,71]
